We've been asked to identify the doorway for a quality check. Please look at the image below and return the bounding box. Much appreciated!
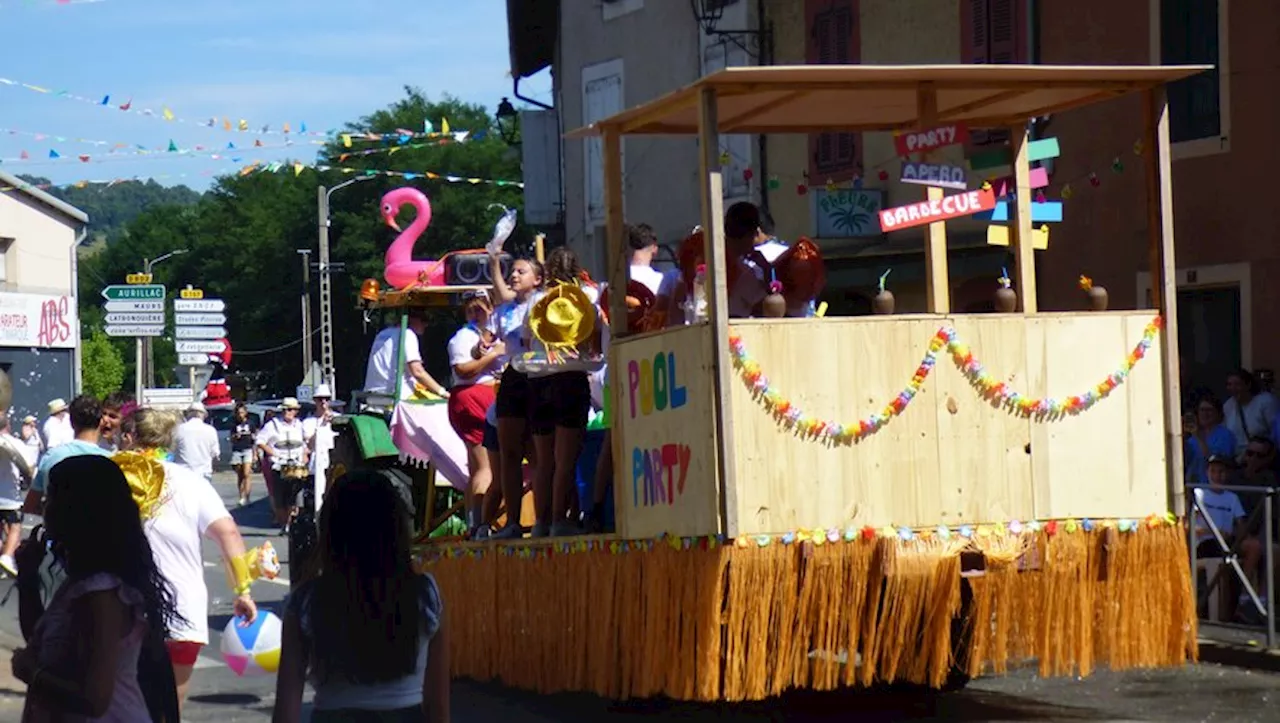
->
[1178,285,1241,406]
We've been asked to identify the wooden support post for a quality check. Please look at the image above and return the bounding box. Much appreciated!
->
[1007,124,1038,313]
[918,84,951,313]
[697,86,737,538]
[602,127,627,338]
[1145,87,1185,516]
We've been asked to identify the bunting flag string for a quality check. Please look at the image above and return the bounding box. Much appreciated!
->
[0,130,473,167]
[0,75,481,143]
[0,159,524,194]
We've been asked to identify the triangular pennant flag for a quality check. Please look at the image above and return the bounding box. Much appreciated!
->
[441,118,450,134]
[167,140,178,152]
[227,142,235,149]
[389,147,401,155]
[119,99,132,111]
[100,95,109,106]
[294,162,304,177]
[283,123,291,134]
[19,151,28,160]
[162,107,174,121]
[364,169,377,177]
[206,118,216,127]
[261,124,269,134]
[424,119,433,133]
[254,139,262,147]
[338,153,349,163]
[238,120,248,131]
[341,134,351,148]
[300,122,307,133]
[403,172,418,180]
[223,118,232,131]
[48,149,59,159]
[78,154,89,162]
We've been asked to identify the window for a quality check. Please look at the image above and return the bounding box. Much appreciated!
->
[0,238,12,285]
[582,59,624,228]
[960,0,1029,146]
[1160,0,1222,144]
[806,0,861,183]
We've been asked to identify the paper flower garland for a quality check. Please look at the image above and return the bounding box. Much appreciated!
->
[729,316,1163,444]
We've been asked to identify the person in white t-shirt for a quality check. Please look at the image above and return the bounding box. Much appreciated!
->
[18,415,40,471]
[363,308,449,402]
[302,385,337,514]
[173,402,221,481]
[117,407,257,714]
[257,398,310,528]
[446,291,506,537]
[1224,368,1277,459]
[627,223,664,297]
[42,398,73,451]
[0,414,33,577]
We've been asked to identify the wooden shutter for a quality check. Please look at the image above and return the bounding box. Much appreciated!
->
[961,0,1027,146]
[807,0,861,183]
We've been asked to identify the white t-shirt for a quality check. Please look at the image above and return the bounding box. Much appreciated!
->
[447,324,503,387]
[755,238,789,263]
[173,417,220,478]
[302,416,335,476]
[629,264,664,297]
[0,434,32,510]
[257,417,307,467]
[20,430,41,467]
[42,415,73,450]
[1223,394,1277,455]
[493,296,536,360]
[363,326,423,399]
[1194,487,1245,543]
[145,462,231,644]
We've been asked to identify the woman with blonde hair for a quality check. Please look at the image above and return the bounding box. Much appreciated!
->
[116,407,259,714]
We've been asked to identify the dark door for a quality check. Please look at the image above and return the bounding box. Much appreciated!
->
[1177,286,1241,408]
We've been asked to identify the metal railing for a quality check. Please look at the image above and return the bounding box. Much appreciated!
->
[1187,482,1277,648]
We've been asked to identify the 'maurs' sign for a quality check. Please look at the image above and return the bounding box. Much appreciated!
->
[878,187,996,232]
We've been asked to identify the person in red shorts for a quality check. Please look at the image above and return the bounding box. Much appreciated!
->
[447,290,507,538]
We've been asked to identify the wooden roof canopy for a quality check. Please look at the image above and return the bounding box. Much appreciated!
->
[566,64,1213,137]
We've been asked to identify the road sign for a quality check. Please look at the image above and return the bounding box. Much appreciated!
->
[141,387,194,409]
[174,312,227,326]
[177,353,210,366]
[125,273,153,285]
[173,299,225,312]
[176,340,226,353]
[105,324,164,337]
[174,326,227,340]
[180,287,205,300]
[105,312,165,325]
[104,300,164,313]
[102,284,165,301]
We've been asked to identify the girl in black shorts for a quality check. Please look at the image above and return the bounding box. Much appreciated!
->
[528,248,600,537]
[489,256,544,539]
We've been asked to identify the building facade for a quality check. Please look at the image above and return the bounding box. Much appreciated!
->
[0,171,87,419]
[510,0,1250,397]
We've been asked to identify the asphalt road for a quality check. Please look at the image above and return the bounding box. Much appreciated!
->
[0,471,1277,721]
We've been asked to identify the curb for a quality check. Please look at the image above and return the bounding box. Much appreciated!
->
[1198,638,1280,674]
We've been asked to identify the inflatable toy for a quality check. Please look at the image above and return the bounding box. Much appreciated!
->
[221,610,283,676]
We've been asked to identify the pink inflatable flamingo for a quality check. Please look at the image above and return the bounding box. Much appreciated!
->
[380,187,444,289]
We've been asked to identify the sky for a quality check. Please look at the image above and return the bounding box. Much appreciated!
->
[0,0,552,191]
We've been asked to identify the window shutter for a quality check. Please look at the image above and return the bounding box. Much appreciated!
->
[962,0,1026,147]
[960,0,989,64]
[1161,0,1221,142]
[807,0,861,184]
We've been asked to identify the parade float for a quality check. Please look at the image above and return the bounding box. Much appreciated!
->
[405,65,1208,701]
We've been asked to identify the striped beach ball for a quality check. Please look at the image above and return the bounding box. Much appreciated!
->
[220,611,283,676]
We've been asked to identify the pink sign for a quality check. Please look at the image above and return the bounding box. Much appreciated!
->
[878,187,997,232]
[894,124,969,156]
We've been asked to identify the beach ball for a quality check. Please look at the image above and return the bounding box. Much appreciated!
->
[220,611,282,676]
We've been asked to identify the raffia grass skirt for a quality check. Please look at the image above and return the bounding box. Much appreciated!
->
[417,523,1196,702]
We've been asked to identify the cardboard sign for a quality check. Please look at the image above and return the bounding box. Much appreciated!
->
[894,124,969,156]
[878,187,996,232]
[900,162,968,190]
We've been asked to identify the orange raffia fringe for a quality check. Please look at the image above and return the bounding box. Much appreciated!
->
[418,523,1196,702]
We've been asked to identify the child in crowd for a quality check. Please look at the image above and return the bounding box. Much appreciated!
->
[446,290,506,538]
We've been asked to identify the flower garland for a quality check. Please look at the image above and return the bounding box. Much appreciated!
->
[413,512,1179,562]
[727,315,1162,444]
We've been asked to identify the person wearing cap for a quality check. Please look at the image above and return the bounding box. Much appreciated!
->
[257,397,309,529]
[174,401,221,482]
[1194,454,1265,620]
[41,397,73,451]
[302,385,337,513]
[18,414,41,469]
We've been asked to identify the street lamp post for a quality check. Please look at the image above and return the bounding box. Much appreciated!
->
[317,176,375,395]
[142,248,188,389]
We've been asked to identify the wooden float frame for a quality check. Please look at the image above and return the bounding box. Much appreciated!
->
[568,64,1210,538]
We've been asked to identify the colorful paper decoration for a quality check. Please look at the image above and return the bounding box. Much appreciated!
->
[728,316,1162,445]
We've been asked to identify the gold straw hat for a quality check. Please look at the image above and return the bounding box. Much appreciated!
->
[529,282,596,349]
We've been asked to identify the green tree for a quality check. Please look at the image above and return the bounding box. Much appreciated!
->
[81,328,125,399]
